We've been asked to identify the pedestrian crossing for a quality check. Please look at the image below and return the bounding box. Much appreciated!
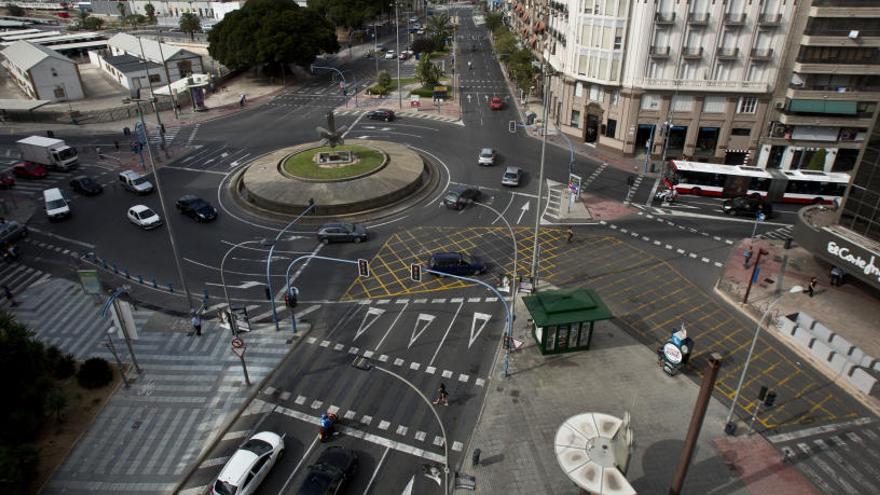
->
[2,170,79,197]
[759,225,794,240]
[148,125,183,146]
[334,108,461,123]
[0,259,51,310]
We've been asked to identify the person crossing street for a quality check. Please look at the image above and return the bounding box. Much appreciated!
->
[433,383,449,406]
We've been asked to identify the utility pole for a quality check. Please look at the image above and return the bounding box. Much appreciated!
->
[395,0,402,109]
[136,36,168,153]
[531,66,551,285]
[155,35,179,119]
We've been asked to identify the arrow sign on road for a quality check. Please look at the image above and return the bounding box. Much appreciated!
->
[469,312,491,348]
[354,307,385,341]
[205,280,266,289]
[409,313,436,348]
[402,476,414,495]
[517,201,530,225]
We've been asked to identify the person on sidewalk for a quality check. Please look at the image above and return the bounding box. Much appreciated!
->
[3,285,17,307]
[191,313,202,336]
[830,266,844,287]
[239,93,247,107]
[806,276,818,297]
[432,383,449,406]
[566,227,574,244]
[743,246,753,269]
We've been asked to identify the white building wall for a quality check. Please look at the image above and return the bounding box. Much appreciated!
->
[129,1,243,24]
[29,59,83,101]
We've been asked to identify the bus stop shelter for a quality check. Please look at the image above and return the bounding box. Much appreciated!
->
[522,288,613,354]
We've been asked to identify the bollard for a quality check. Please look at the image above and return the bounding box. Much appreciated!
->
[472,448,481,467]
[138,275,144,284]
[784,237,793,250]
[152,278,158,288]
[112,263,118,273]
[123,269,129,279]
[168,283,174,293]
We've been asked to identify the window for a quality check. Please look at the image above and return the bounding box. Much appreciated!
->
[149,74,161,83]
[614,36,622,50]
[611,90,620,106]
[731,128,751,136]
[672,95,694,112]
[641,94,661,110]
[702,96,726,113]
[53,87,65,98]
[738,96,758,113]
[605,119,617,138]
[570,110,581,128]
[574,81,583,98]
[589,85,601,102]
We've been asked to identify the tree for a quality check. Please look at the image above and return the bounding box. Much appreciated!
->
[46,387,68,423]
[426,13,453,49]
[308,0,384,29]
[494,31,516,60]
[376,70,391,88]
[0,312,53,443]
[77,357,113,389]
[5,3,25,17]
[128,14,147,26]
[209,0,339,71]
[508,48,536,90]
[144,3,156,24]
[415,55,443,88]
[410,38,435,56]
[0,444,39,494]
[484,12,503,34]
[179,12,201,41]
[116,2,127,25]
[83,16,105,30]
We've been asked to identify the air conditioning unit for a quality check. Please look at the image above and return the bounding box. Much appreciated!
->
[774,101,784,110]
[849,30,860,39]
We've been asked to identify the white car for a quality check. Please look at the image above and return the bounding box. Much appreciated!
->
[478,148,496,166]
[212,431,285,495]
[384,50,396,59]
[127,205,162,230]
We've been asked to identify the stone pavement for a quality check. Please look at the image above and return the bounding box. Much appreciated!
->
[7,277,293,494]
[460,291,802,494]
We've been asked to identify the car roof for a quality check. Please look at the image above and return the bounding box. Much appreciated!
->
[505,166,521,173]
[120,170,142,178]
[217,449,258,486]
[480,148,494,153]
[179,194,199,201]
[130,204,151,212]
[250,431,282,446]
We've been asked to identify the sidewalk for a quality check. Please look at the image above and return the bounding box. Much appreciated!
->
[461,288,814,494]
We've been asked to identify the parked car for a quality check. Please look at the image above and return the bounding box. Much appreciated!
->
[501,166,522,187]
[478,148,496,166]
[722,195,773,218]
[69,175,103,196]
[489,96,504,110]
[317,223,368,244]
[127,205,162,230]
[366,109,395,122]
[0,174,14,189]
[428,252,487,276]
[118,170,154,194]
[296,446,358,495]
[213,431,285,495]
[13,162,48,179]
[384,50,396,59]
[43,187,71,221]
[0,220,27,245]
[176,195,218,222]
[443,186,481,210]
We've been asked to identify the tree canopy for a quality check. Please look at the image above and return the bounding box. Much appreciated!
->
[308,0,384,29]
[209,0,339,70]
[179,12,201,40]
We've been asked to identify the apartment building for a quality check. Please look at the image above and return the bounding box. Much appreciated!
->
[510,0,795,166]
[755,0,880,173]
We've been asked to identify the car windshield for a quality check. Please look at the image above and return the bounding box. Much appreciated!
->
[241,438,273,456]
[444,192,459,202]
[47,199,66,209]
[58,148,76,160]
[213,480,237,495]
[480,150,493,157]
[132,177,148,185]
[504,172,517,179]
[81,178,95,186]
[140,208,155,218]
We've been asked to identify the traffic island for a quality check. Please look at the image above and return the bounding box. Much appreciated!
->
[237,139,427,216]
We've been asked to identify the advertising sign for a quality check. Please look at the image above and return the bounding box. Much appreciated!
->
[77,269,102,295]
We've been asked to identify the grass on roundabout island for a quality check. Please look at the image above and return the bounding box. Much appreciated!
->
[283,145,384,180]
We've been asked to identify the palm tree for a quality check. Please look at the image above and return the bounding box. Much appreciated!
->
[144,3,156,24]
[179,12,201,41]
[426,13,453,49]
[116,2,127,26]
[46,387,68,423]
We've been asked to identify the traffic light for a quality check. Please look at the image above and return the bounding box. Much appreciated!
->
[764,391,777,408]
[757,385,768,401]
[508,120,516,133]
[358,258,370,278]
[410,263,421,282]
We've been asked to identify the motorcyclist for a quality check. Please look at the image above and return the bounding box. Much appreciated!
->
[320,412,333,430]
[467,60,472,70]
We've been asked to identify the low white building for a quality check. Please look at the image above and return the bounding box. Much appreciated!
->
[107,33,203,82]
[1,40,84,101]
[88,50,166,95]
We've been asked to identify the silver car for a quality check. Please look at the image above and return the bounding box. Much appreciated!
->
[478,148,496,166]
[501,166,522,187]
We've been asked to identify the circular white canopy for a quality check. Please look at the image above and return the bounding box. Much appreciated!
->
[554,412,635,495]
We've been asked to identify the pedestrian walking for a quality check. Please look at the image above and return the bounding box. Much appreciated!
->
[113,140,119,151]
[239,93,247,107]
[830,266,844,287]
[806,276,818,297]
[191,313,202,336]
[3,285,17,307]
[95,146,102,159]
[432,383,449,406]
[743,246,753,269]
[566,227,574,244]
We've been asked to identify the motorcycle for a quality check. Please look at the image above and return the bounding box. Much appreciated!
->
[655,187,678,204]
[318,412,338,442]
[2,245,20,262]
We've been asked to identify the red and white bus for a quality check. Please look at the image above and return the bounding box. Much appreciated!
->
[666,160,850,204]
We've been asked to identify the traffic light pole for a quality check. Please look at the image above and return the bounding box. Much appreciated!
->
[266,201,315,331]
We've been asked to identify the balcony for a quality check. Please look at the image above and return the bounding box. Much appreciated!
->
[717,47,740,60]
[688,12,710,25]
[723,13,746,26]
[682,46,704,59]
[649,45,671,58]
[759,13,782,27]
[655,12,676,25]
[751,48,774,61]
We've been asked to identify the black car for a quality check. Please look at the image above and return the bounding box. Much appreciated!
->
[722,195,773,218]
[296,447,358,495]
[317,222,368,244]
[366,109,395,122]
[69,175,103,196]
[176,195,218,222]
[428,252,487,276]
[443,186,480,210]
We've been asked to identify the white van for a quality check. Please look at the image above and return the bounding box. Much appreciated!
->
[43,187,71,220]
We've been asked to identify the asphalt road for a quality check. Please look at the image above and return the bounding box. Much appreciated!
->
[0,5,875,495]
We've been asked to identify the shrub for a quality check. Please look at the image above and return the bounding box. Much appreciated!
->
[76,357,113,389]
[0,444,39,493]
[53,353,77,380]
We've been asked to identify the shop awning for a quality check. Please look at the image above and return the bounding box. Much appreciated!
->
[789,99,858,115]
[535,21,546,32]
[523,288,614,327]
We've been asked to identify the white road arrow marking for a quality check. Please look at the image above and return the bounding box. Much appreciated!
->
[354,307,386,341]
[284,235,305,241]
[221,152,229,158]
[356,135,371,139]
[516,201,530,224]
[204,280,266,289]
[401,475,414,495]
[469,312,492,348]
[409,314,436,348]
[204,157,216,164]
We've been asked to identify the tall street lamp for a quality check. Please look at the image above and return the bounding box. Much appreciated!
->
[530,65,552,285]
[394,0,402,109]
[724,285,803,434]
[124,97,194,311]
[220,238,270,316]
[265,201,315,331]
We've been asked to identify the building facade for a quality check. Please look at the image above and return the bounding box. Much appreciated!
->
[108,33,204,82]
[1,40,84,101]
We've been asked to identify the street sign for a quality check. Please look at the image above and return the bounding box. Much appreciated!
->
[231,306,251,333]
[231,336,246,357]
[568,173,583,196]
[77,269,102,295]
[756,211,766,222]
[358,258,370,278]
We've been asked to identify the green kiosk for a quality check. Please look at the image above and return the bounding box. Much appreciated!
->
[522,288,613,354]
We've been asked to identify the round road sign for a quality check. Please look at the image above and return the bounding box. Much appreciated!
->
[231,337,245,349]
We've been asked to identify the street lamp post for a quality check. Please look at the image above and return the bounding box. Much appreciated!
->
[394,0,402,109]
[125,97,194,312]
[135,36,168,153]
[531,66,552,285]
[220,239,268,323]
[724,285,803,434]
[266,201,315,332]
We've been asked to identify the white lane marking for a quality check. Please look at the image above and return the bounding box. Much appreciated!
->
[27,227,96,249]
[376,301,409,351]
[492,193,514,226]
[362,446,391,495]
[354,307,386,341]
[767,417,875,443]
[468,312,491,349]
[169,166,228,175]
[428,301,464,366]
[277,434,320,495]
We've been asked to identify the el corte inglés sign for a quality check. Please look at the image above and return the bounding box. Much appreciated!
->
[826,241,880,283]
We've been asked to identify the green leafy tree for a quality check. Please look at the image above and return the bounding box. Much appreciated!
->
[46,387,68,423]
[410,38,435,55]
[0,444,39,494]
[76,357,113,389]
[128,14,147,26]
[376,70,391,88]
[508,48,536,90]
[415,55,443,88]
[83,16,105,30]
[144,3,156,23]
[209,0,339,71]
[484,11,503,34]
[0,312,52,444]
[179,12,201,40]
[426,12,453,48]
[116,2,127,25]
[308,0,384,29]
[494,30,516,60]
[5,3,25,17]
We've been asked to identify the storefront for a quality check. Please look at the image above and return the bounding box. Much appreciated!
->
[522,288,614,355]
